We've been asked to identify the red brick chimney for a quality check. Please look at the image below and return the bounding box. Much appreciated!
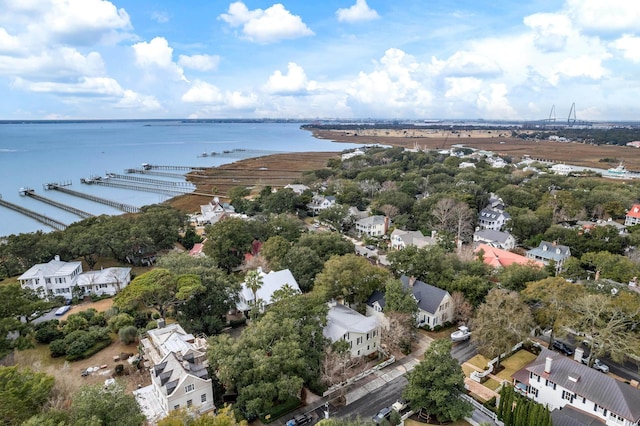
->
[409,276,416,287]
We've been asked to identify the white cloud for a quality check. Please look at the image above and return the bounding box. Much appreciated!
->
[132,37,187,82]
[612,34,640,62]
[440,51,502,77]
[0,28,21,54]
[444,77,483,99]
[178,54,220,71]
[0,47,105,79]
[336,0,380,23]
[219,1,313,43]
[549,55,608,85]
[263,62,316,95]
[151,11,170,24]
[116,90,162,110]
[181,80,224,103]
[524,13,573,52]
[346,48,433,115]
[477,83,517,119]
[564,0,640,33]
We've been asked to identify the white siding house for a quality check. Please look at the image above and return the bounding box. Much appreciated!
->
[236,268,301,313]
[324,303,381,357]
[477,208,510,231]
[526,241,571,273]
[355,215,390,237]
[19,255,130,299]
[390,229,437,250]
[136,322,213,423]
[513,349,640,426]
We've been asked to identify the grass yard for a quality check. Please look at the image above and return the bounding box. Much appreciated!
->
[462,363,477,378]
[494,350,538,382]
[467,354,491,370]
[483,378,502,391]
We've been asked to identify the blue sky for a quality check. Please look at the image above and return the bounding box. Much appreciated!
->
[2,0,640,120]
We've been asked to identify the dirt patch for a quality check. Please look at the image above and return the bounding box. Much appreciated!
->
[58,298,114,320]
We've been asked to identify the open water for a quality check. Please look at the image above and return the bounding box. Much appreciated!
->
[0,121,360,237]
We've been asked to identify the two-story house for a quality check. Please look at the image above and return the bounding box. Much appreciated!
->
[526,241,571,273]
[513,348,640,426]
[365,276,453,329]
[323,302,380,357]
[355,215,390,237]
[625,204,640,226]
[194,196,235,225]
[307,195,337,215]
[135,321,213,423]
[472,229,516,250]
[236,268,301,313]
[390,229,437,250]
[19,255,130,299]
[477,208,510,231]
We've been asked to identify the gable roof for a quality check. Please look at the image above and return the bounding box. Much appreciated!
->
[356,215,387,226]
[627,204,640,219]
[475,244,543,269]
[527,240,571,261]
[551,406,605,426]
[473,229,512,244]
[399,275,449,315]
[365,290,385,309]
[238,268,301,310]
[18,256,82,280]
[323,303,379,342]
[75,267,131,287]
[516,349,640,422]
[478,208,510,221]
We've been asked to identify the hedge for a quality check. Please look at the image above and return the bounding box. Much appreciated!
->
[66,338,112,361]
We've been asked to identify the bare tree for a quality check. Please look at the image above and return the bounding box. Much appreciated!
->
[431,198,475,248]
[381,311,414,355]
[450,291,473,325]
[359,179,381,199]
[471,288,534,368]
[379,204,399,219]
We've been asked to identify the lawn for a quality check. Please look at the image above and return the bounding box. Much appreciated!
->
[467,354,491,370]
[462,363,477,378]
[483,378,502,391]
[494,350,538,382]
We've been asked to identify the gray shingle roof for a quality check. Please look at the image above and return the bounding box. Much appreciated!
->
[527,240,571,262]
[365,290,385,309]
[473,229,511,244]
[399,275,448,315]
[523,349,640,422]
[551,406,606,426]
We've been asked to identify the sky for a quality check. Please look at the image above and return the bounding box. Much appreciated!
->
[2,0,640,121]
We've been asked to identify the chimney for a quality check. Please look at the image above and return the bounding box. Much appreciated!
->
[54,255,60,261]
[544,356,553,374]
[574,347,584,363]
[157,318,165,329]
[409,276,416,287]
[383,216,390,234]
[552,240,557,247]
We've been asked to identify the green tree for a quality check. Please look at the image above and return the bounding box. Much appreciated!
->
[158,405,248,426]
[118,325,138,344]
[471,289,534,368]
[497,263,549,292]
[70,381,145,425]
[0,366,55,425]
[313,254,391,312]
[260,236,291,271]
[403,339,472,423]
[295,232,355,262]
[281,246,324,293]
[204,217,254,272]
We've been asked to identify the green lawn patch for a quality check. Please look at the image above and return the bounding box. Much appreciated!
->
[495,350,537,381]
[483,378,502,391]
[467,354,490,370]
[462,364,477,378]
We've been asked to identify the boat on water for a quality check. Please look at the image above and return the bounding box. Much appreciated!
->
[606,162,628,179]
[451,326,471,342]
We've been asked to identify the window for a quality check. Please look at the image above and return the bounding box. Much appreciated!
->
[185,383,195,393]
[357,337,362,345]
[529,387,538,397]
[187,400,192,408]
[174,405,180,410]
[366,332,370,340]
[201,394,207,403]
[562,391,572,401]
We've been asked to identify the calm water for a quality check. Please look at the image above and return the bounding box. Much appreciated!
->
[0,121,359,237]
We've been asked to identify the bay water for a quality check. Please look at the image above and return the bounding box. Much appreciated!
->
[0,121,359,238]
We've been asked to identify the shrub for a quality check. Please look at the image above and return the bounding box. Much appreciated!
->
[152,312,160,320]
[146,321,157,331]
[119,326,138,345]
[433,324,443,332]
[35,323,64,344]
[49,339,66,357]
[229,318,247,328]
[108,313,135,333]
[66,338,112,361]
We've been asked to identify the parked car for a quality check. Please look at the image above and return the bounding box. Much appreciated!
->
[552,340,574,356]
[372,407,392,424]
[285,414,312,426]
[592,359,610,373]
[366,245,376,251]
[392,399,409,412]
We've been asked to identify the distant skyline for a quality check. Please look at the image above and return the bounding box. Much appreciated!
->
[2,1,640,121]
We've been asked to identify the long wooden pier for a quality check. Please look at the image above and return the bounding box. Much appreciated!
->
[106,173,195,188]
[81,176,190,196]
[45,183,140,213]
[20,188,94,219]
[0,194,67,231]
[125,168,189,179]
[141,164,207,171]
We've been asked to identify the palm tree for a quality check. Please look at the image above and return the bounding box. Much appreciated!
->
[245,269,263,309]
